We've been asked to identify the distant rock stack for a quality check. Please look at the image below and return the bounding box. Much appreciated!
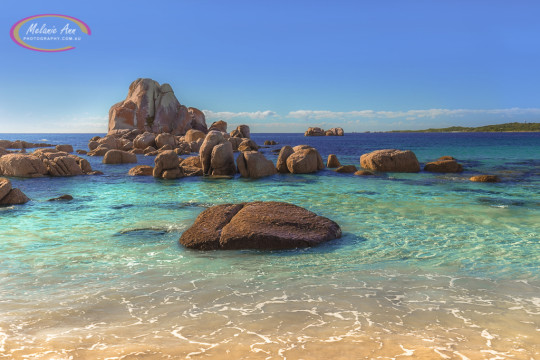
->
[304,127,344,136]
[108,78,207,136]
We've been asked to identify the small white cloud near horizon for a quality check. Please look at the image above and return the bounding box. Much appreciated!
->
[202,110,278,121]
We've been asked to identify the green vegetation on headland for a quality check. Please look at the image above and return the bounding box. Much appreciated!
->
[388,122,540,133]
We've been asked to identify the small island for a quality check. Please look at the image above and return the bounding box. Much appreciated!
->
[388,122,540,133]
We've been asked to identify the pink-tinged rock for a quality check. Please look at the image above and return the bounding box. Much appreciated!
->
[325,127,344,136]
[210,142,236,176]
[304,127,325,136]
[184,129,206,143]
[360,149,420,173]
[133,132,157,149]
[188,107,208,133]
[155,133,177,149]
[209,120,227,133]
[152,84,192,135]
[153,150,181,178]
[276,146,294,173]
[286,147,324,174]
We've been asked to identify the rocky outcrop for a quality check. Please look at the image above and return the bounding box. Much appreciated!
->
[470,175,500,183]
[0,140,53,149]
[284,145,324,174]
[55,145,73,153]
[179,201,342,250]
[424,159,463,173]
[200,131,236,176]
[335,165,357,173]
[230,125,250,139]
[276,146,294,173]
[0,177,29,206]
[153,150,182,179]
[0,154,48,177]
[228,137,243,152]
[360,149,420,173]
[304,127,344,136]
[103,150,137,164]
[237,151,277,179]
[327,154,341,168]
[108,78,206,135]
[128,165,154,176]
[209,120,227,133]
[33,149,93,176]
[264,140,277,145]
[325,127,344,136]
[188,107,208,133]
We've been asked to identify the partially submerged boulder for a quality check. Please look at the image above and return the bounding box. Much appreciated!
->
[128,165,154,176]
[200,131,236,176]
[424,159,463,173]
[327,154,341,168]
[360,149,420,173]
[276,146,294,173]
[55,144,73,153]
[179,201,342,250]
[286,146,324,174]
[48,194,73,201]
[153,150,182,179]
[0,154,48,177]
[470,175,500,183]
[0,177,29,206]
[237,151,277,179]
[354,170,375,176]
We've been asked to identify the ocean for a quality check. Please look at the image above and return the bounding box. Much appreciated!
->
[0,132,539,359]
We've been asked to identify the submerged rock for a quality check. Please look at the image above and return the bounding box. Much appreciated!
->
[360,149,420,173]
[128,165,153,176]
[424,159,463,173]
[354,170,375,176]
[335,165,357,173]
[48,194,73,201]
[179,201,342,250]
[470,175,500,183]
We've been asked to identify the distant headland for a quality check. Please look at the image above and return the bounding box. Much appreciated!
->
[388,122,540,133]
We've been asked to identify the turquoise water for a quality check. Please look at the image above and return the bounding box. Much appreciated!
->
[0,132,539,359]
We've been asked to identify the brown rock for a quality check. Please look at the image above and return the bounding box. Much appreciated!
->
[327,154,341,168]
[130,148,144,154]
[181,165,203,177]
[88,141,99,151]
[103,150,137,164]
[304,127,325,136]
[237,139,259,152]
[335,165,357,173]
[209,120,227,133]
[228,137,243,152]
[210,142,236,176]
[438,156,455,161]
[56,144,73,153]
[354,170,375,176]
[128,165,154,176]
[230,125,250,139]
[76,150,87,155]
[158,144,174,152]
[237,151,277,179]
[0,154,48,177]
[360,149,420,173]
[155,133,176,149]
[0,188,30,206]
[286,147,324,174]
[185,129,206,143]
[179,202,342,250]
[181,156,202,168]
[133,132,157,149]
[0,177,12,200]
[0,147,9,157]
[48,194,73,201]
[325,127,344,136]
[264,140,277,145]
[424,160,463,173]
[153,150,181,178]
[43,156,84,176]
[470,175,500,183]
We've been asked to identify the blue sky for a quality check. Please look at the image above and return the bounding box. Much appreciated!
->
[1,0,540,133]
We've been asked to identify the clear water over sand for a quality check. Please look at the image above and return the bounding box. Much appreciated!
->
[1,132,539,359]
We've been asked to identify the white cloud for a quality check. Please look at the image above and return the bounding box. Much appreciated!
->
[202,110,278,121]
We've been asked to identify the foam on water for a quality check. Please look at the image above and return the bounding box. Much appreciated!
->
[0,132,539,358]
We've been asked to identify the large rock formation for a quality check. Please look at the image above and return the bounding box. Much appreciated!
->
[360,149,420,173]
[153,150,182,179]
[325,127,344,136]
[0,140,53,149]
[200,131,236,176]
[0,150,94,177]
[179,202,342,250]
[0,177,30,206]
[108,78,207,135]
[188,107,208,133]
[230,125,250,139]
[236,151,277,179]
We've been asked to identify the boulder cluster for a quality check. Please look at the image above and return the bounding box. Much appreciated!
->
[304,127,344,136]
[276,145,325,174]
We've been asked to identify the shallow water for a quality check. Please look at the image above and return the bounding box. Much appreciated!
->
[0,132,539,359]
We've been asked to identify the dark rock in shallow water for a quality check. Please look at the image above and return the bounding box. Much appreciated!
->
[470,175,500,183]
[335,165,357,173]
[48,194,73,201]
[179,201,341,250]
[424,159,463,173]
